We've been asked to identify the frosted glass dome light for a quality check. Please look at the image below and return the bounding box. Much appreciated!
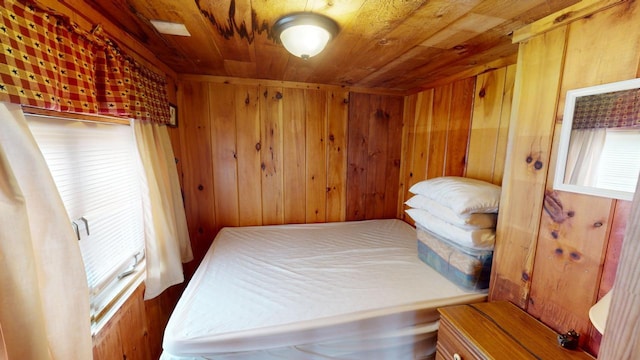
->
[273,13,339,59]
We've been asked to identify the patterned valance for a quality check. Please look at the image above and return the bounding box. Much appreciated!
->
[0,0,170,124]
[572,87,640,130]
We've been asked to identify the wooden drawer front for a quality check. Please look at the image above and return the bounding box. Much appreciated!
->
[437,318,484,360]
[437,302,595,360]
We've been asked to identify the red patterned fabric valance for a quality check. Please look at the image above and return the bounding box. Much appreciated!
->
[572,88,640,130]
[0,0,170,124]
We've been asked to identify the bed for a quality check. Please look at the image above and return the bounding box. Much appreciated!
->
[161,219,487,360]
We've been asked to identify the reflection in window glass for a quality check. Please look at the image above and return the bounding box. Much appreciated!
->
[596,129,640,193]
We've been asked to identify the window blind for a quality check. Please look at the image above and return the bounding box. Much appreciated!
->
[596,129,640,193]
[26,115,145,320]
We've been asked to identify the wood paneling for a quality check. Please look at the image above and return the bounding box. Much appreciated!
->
[260,86,285,225]
[445,78,475,178]
[178,81,217,272]
[599,181,640,360]
[210,83,240,228]
[282,88,306,224]
[346,93,371,221]
[235,85,263,226]
[399,71,514,222]
[92,284,183,360]
[326,90,350,222]
[79,0,582,92]
[488,26,567,308]
[346,93,405,220]
[466,67,507,183]
[489,1,640,357]
[401,89,434,206]
[305,90,328,223]
[176,78,408,265]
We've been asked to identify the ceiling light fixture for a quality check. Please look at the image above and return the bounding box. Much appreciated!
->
[273,12,339,60]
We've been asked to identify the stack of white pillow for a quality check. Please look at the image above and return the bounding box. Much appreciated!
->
[405,176,501,250]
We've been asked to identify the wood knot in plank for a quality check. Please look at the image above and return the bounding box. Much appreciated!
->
[534,160,543,170]
[479,88,486,97]
[554,12,571,24]
[375,108,390,120]
[543,190,569,224]
[275,91,283,99]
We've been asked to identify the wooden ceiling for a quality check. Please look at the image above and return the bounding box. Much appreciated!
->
[84,0,579,92]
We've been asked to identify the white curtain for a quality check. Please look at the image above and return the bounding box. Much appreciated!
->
[0,102,92,359]
[564,128,607,187]
[133,121,193,300]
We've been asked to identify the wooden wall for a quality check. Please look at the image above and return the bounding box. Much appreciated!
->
[171,77,405,270]
[399,65,516,221]
[489,0,640,356]
[75,1,638,359]
[92,284,183,360]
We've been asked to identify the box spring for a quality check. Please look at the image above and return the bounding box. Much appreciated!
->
[416,225,493,291]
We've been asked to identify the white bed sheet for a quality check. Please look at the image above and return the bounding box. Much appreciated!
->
[161,219,486,359]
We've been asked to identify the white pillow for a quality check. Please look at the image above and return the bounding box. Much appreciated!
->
[406,208,495,249]
[405,194,497,229]
[408,176,501,214]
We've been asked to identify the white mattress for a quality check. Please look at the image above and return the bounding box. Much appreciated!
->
[162,219,486,359]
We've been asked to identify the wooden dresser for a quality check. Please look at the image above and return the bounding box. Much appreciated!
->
[436,301,595,360]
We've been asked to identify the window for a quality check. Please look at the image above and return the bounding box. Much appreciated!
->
[26,113,145,333]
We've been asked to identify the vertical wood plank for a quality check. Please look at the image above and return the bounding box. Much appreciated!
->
[259,86,285,225]
[117,286,150,360]
[598,200,632,296]
[305,89,328,223]
[492,64,517,185]
[210,83,239,228]
[401,90,434,225]
[235,85,263,226]
[282,88,306,224]
[599,177,640,360]
[585,199,632,355]
[143,292,165,360]
[410,90,435,185]
[528,190,613,345]
[488,27,568,308]
[445,77,475,177]
[383,95,404,219]
[365,95,389,219]
[466,68,507,182]
[398,93,418,221]
[427,84,452,179]
[92,319,122,360]
[178,80,216,270]
[346,93,370,221]
[326,90,349,222]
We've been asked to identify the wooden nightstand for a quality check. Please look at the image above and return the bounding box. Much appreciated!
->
[436,301,595,360]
